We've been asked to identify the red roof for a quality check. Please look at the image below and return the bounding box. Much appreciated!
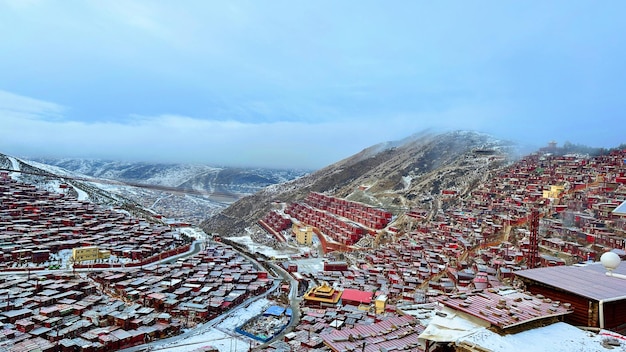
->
[341,289,373,305]
[515,263,626,302]
[437,290,572,329]
[321,315,423,352]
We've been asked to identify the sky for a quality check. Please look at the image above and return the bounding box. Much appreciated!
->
[1,1,625,169]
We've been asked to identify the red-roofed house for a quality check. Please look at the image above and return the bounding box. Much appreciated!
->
[341,289,373,306]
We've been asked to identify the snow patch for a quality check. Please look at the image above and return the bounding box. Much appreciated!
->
[154,298,271,352]
[458,322,622,352]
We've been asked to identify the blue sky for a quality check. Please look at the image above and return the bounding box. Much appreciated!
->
[1,1,625,169]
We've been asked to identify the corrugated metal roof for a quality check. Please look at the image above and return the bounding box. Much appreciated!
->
[437,290,572,329]
[321,315,424,352]
[515,262,626,302]
[341,289,373,304]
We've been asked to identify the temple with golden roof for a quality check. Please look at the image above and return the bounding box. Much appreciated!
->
[303,282,342,307]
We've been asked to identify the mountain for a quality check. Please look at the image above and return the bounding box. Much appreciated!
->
[200,130,517,236]
[30,158,307,196]
[2,156,309,225]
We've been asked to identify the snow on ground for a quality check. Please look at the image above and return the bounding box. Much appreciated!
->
[71,184,90,201]
[87,181,145,198]
[179,227,209,241]
[7,156,21,178]
[459,322,625,352]
[153,298,271,352]
[217,298,271,331]
[18,158,77,177]
[229,233,324,274]
[291,258,324,274]
[229,235,294,260]
[402,175,413,189]
[145,165,220,187]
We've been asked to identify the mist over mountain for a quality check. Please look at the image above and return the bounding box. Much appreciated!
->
[201,130,518,236]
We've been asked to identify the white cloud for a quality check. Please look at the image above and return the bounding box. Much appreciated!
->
[1,87,622,170]
[0,91,409,169]
[90,1,176,43]
[0,90,65,120]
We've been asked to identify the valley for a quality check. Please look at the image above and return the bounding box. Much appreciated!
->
[0,132,625,352]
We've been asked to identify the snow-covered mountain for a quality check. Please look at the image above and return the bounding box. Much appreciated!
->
[1,155,309,225]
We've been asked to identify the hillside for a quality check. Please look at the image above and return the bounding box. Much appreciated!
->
[1,155,308,225]
[22,158,308,224]
[30,158,308,198]
[0,153,160,221]
[201,130,516,236]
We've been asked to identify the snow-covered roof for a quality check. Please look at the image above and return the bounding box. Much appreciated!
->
[418,309,488,342]
[457,322,623,352]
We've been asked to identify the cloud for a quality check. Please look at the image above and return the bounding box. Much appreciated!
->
[0,90,66,120]
[0,91,411,169]
[0,0,42,10]
[1,3,624,168]
[1,88,622,170]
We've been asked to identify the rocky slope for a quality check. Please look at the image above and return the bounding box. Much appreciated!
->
[201,130,517,236]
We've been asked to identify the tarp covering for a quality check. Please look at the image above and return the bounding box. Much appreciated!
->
[264,305,286,316]
[418,312,487,342]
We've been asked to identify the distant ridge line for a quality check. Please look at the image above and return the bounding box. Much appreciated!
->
[0,168,241,200]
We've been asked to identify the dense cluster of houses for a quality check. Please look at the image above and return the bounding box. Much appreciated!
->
[284,193,392,247]
[1,145,625,351]
[0,172,276,351]
[290,148,626,294]
[272,278,582,352]
[263,146,626,350]
[278,303,424,351]
[0,173,191,270]
[90,243,272,323]
[0,242,271,351]
[258,210,291,243]
[0,271,183,351]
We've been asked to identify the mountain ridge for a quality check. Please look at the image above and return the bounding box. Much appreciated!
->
[1,155,309,225]
[201,130,516,236]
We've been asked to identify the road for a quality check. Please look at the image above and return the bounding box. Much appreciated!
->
[118,278,281,352]
[119,240,287,352]
[252,261,302,350]
[0,240,205,276]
